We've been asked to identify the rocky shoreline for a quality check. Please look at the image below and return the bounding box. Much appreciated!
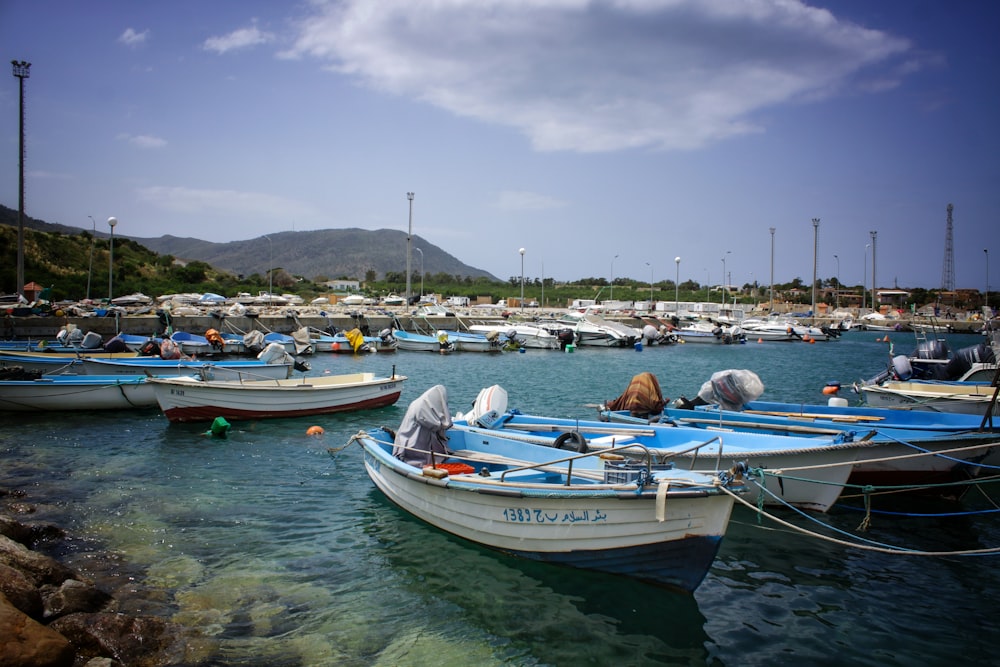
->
[0,486,208,666]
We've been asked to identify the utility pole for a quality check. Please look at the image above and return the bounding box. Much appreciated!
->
[406,193,414,302]
[12,60,31,297]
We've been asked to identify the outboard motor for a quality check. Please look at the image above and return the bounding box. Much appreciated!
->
[557,329,575,350]
[379,328,393,343]
[943,343,995,380]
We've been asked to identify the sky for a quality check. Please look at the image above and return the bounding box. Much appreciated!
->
[1,0,997,292]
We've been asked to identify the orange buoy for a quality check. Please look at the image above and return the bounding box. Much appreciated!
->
[306,425,324,436]
[822,385,839,395]
[808,338,816,344]
[332,342,340,351]
[757,338,763,344]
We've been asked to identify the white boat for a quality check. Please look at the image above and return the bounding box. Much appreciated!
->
[79,357,294,381]
[353,385,747,592]
[0,374,156,411]
[538,311,640,347]
[340,294,366,306]
[465,323,561,350]
[674,320,746,345]
[149,370,407,422]
[859,312,904,332]
[739,316,828,342]
[859,380,999,416]
[383,294,406,307]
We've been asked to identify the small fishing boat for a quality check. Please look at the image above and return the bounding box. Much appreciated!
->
[79,357,294,381]
[392,330,455,353]
[350,385,747,593]
[673,320,746,344]
[858,380,999,416]
[149,369,407,422]
[602,372,1000,491]
[0,374,157,411]
[465,323,561,350]
[456,386,858,513]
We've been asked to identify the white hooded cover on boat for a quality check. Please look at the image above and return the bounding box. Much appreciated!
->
[696,369,765,411]
[393,384,453,466]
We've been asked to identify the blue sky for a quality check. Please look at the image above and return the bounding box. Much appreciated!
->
[1,1,997,291]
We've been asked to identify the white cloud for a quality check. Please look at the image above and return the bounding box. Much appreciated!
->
[283,0,914,153]
[118,134,167,149]
[494,190,567,211]
[118,28,149,47]
[136,186,317,220]
[203,25,275,54]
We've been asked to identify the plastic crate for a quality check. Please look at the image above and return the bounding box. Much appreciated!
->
[603,460,674,485]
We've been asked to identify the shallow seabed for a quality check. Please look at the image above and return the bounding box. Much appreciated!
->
[2,331,997,666]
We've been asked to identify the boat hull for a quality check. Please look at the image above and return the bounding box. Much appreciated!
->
[150,373,406,422]
[0,376,156,411]
[80,358,292,381]
[860,381,999,415]
[359,432,736,592]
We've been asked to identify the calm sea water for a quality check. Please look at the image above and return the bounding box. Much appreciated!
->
[2,330,998,666]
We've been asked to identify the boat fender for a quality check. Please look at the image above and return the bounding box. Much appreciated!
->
[554,431,588,453]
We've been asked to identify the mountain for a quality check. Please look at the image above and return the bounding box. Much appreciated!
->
[1,205,498,282]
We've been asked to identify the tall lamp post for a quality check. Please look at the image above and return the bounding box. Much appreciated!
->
[107,217,118,302]
[810,218,820,317]
[12,60,31,297]
[863,243,870,313]
[414,247,424,298]
[674,256,681,317]
[720,251,730,305]
[86,215,96,301]
[769,227,775,312]
[540,259,544,308]
[986,248,991,309]
[649,262,655,309]
[610,254,619,301]
[870,230,878,312]
[263,235,273,304]
[406,192,414,303]
[519,248,526,313]
[833,253,840,310]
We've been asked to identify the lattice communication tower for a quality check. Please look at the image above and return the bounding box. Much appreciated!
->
[941,203,955,291]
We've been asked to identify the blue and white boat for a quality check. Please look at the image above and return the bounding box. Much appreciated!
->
[79,357,294,381]
[392,329,455,353]
[352,385,747,593]
[0,374,156,411]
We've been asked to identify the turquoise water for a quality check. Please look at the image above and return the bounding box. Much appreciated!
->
[2,331,998,666]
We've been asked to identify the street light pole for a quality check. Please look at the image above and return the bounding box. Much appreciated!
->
[811,218,820,317]
[86,215,96,301]
[610,254,619,301]
[864,243,870,313]
[107,217,118,302]
[645,262,653,311]
[414,247,423,298]
[769,227,775,312]
[12,60,31,297]
[406,192,414,303]
[519,248,526,313]
[721,251,730,305]
[986,248,990,309]
[264,235,272,304]
[833,254,840,310]
[870,230,877,312]
[674,256,681,317]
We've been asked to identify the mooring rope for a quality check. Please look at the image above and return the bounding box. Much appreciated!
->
[720,483,1000,556]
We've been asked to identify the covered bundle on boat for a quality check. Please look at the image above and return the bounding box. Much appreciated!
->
[344,328,369,353]
[392,385,453,466]
[605,371,666,417]
[695,369,764,411]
